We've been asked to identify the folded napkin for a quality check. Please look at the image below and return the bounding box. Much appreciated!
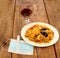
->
[8,39,33,55]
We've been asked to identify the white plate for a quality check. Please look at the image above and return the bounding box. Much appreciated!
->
[21,22,59,47]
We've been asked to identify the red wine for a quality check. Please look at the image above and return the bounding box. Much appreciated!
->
[21,8,32,17]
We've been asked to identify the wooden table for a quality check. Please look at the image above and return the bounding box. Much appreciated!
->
[0,0,60,58]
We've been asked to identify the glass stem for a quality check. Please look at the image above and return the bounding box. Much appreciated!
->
[25,17,31,24]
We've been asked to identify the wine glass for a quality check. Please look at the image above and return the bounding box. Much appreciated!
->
[20,1,34,25]
[21,8,32,24]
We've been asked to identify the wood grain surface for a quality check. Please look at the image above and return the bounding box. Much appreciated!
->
[12,0,55,58]
[44,0,60,58]
[0,0,60,58]
[0,0,15,58]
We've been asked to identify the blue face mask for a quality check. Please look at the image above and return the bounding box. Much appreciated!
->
[8,39,33,55]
